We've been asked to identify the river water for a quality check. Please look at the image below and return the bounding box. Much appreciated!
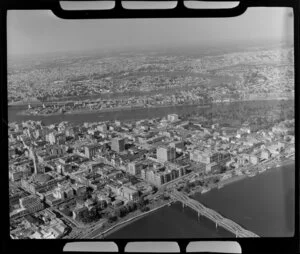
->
[107,163,295,238]
[8,99,292,125]
[7,104,208,125]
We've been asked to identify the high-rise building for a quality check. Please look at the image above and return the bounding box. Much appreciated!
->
[84,144,100,159]
[111,138,125,153]
[48,132,56,144]
[157,146,176,163]
[170,141,185,151]
[127,162,143,175]
[47,145,64,157]
[48,132,66,145]
[190,150,230,165]
[141,166,186,187]
[142,169,165,187]
[205,162,220,173]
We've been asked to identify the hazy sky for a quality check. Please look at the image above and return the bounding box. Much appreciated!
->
[7,7,293,56]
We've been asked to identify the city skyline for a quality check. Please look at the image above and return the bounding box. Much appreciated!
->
[7,6,295,241]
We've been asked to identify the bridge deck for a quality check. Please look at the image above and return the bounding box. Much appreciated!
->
[170,190,259,238]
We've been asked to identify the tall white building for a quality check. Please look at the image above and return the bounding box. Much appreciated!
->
[157,146,176,163]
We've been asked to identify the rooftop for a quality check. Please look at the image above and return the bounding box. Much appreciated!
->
[34,173,53,184]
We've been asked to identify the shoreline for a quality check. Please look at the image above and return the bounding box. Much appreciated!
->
[217,174,248,188]
[94,201,173,239]
[8,96,294,108]
[16,104,211,117]
[88,159,294,239]
[275,158,295,167]
[12,98,294,117]
[200,157,295,194]
[65,158,295,239]
[97,159,295,238]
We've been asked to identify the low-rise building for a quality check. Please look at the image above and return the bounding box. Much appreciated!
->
[19,195,44,213]
[119,186,139,202]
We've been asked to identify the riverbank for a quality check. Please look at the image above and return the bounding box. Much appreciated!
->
[105,161,294,238]
[101,159,295,238]
[96,201,173,239]
[14,96,292,117]
[187,157,295,198]
[218,174,248,188]
[16,103,211,117]
[8,99,294,125]
[186,158,295,198]
[8,95,293,108]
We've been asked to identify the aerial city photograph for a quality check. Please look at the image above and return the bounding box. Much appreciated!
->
[7,7,295,239]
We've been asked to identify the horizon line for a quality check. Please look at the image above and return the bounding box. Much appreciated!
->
[8,38,293,59]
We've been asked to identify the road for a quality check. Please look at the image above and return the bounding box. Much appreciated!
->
[51,207,86,229]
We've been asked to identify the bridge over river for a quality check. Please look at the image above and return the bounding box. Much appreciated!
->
[170,190,259,238]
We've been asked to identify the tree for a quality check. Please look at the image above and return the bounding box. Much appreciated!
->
[220,166,227,174]
[78,209,91,223]
[66,146,73,152]
[119,206,129,218]
[152,186,158,193]
[137,198,147,210]
[15,148,23,156]
[77,207,101,224]
[101,210,110,219]
[163,194,170,200]
[213,178,219,184]
[112,208,121,218]
[188,182,195,188]
[194,180,201,186]
[108,215,118,223]
[86,186,94,194]
[141,206,150,212]
[137,190,143,197]
[126,201,137,212]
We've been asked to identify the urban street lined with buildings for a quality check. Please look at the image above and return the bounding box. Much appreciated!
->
[9,104,295,239]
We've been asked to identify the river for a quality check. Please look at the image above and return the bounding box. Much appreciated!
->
[8,104,209,125]
[107,163,295,238]
[8,99,293,125]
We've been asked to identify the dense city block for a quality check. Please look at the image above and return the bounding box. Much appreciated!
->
[9,101,295,238]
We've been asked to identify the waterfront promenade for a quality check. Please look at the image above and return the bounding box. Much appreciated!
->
[170,190,259,238]
[79,201,173,239]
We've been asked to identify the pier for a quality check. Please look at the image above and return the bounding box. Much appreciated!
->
[170,190,259,238]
